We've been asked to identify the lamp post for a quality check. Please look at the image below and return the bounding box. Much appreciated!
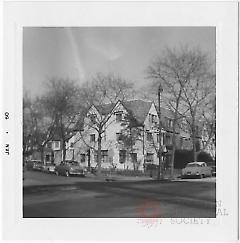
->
[157,84,163,180]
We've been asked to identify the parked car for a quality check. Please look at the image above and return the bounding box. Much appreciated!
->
[25,160,42,171]
[55,160,85,177]
[42,162,56,173]
[182,162,212,178]
[32,161,44,171]
[207,162,216,177]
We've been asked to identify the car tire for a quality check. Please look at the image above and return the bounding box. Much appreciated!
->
[65,171,69,177]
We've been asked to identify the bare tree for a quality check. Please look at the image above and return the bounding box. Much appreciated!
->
[41,78,81,161]
[178,50,215,162]
[118,113,143,171]
[78,73,135,174]
[147,46,215,178]
[23,95,57,163]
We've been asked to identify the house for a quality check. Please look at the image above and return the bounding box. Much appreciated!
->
[65,99,196,171]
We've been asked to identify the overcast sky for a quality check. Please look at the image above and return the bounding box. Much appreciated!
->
[23,27,215,97]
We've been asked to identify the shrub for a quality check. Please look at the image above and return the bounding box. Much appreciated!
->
[174,149,214,169]
[197,151,214,162]
[174,149,193,169]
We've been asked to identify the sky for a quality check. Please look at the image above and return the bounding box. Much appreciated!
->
[23,27,215,97]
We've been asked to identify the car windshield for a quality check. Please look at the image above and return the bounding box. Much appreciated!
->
[67,161,79,166]
[186,163,201,167]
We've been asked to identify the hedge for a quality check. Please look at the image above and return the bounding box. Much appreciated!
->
[174,150,214,169]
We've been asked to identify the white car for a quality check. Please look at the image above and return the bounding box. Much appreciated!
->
[182,162,212,178]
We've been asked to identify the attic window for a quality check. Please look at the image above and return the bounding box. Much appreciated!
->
[149,114,157,124]
[116,112,123,122]
[89,114,97,123]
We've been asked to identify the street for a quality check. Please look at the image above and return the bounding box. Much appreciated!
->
[23,171,216,218]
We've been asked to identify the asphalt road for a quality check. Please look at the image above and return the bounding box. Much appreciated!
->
[23,171,216,218]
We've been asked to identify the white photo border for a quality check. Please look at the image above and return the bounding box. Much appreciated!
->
[2,1,238,241]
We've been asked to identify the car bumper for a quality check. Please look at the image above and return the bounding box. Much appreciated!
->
[69,171,84,175]
[182,173,200,178]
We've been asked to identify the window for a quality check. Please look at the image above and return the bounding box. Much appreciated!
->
[146,132,153,141]
[116,132,122,141]
[168,119,173,128]
[149,114,156,124]
[89,114,97,123]
[46,142,52,149]
[119,150,126,164]
[165,135,171,145]
[90,134,95,142]
[101,150,108,163]
[152,114,156,123]
[116,112,123,122]
[80,154,86,163]
[69,142,74,149]
[94,150,108,163]
[146,153,154,163]
[52,141,60,150]
[130,153,137,163]
[45,154,50,162]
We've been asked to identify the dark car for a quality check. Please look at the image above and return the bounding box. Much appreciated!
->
[55,160,85,177]
[25,160,42,171]
[42,162,56,173]
[32,161,44,171]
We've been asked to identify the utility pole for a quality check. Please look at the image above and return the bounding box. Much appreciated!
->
[157,84,163,180]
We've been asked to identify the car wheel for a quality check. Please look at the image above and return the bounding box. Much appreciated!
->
[55,171,59,176]
[65,171,69,177]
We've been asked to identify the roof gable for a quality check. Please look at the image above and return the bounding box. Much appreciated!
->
[121,100,152,125]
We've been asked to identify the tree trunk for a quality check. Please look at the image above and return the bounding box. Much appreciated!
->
[62,139,66,161]
[170,113,178,180]
[97,133,102,174]
[170,136,176,180]
[192,133,197,162]
[40,145,44,164]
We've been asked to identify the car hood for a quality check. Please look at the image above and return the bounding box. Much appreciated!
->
[69,165,83,170]
[182,167,201,173]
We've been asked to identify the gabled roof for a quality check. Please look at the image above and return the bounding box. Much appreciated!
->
[95,103,115,116]
[121,100,153,125]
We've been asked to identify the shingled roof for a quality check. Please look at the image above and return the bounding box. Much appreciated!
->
[122,100,153,125]
[95,103,115,115]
